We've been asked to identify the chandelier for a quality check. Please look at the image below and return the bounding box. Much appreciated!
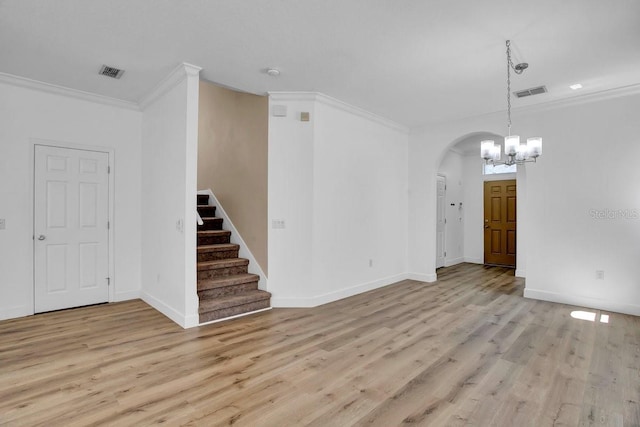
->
[481,40,542,166]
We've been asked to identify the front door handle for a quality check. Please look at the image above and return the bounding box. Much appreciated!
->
[37,235,46,241]
[484,225,490,229]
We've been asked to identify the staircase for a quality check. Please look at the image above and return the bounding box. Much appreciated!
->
[197,193,271,323]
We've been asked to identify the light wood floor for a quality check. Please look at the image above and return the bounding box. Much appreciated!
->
[1,264,639,426]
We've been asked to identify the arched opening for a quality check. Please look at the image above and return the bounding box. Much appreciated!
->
[434,131,527,276]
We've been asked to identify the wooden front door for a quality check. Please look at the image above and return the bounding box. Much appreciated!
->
[483,179,516,267]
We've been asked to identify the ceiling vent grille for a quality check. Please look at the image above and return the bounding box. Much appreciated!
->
[99,65,124,79]
[514,85,547,98]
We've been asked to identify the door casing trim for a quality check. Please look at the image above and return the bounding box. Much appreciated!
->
[435,173,447,268]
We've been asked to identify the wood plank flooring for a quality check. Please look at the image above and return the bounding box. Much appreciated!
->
[1,263,639,426]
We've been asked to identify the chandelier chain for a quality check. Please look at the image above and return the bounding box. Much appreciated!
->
[506,41,512,134]
[481,40,541,166]
[505,40,524,136]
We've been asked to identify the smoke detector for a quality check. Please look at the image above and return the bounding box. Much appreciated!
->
[266,68,281,77]
[99,65,125,79]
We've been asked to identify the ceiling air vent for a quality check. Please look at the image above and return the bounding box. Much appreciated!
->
[99,65,124,79]
[514,85,547,98]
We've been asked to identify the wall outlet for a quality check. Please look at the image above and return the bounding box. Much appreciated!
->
[176,219,184,233]
[596,270,605,280]
[0,219,5,230]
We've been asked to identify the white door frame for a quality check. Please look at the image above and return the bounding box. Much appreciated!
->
[30,138,116,313]
[436,173,447,268]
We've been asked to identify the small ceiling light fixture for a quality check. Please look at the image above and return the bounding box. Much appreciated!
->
[570,83,583,90]
[266,68,281,77]
[481,40,542,166]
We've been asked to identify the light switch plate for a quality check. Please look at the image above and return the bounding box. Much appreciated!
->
[272,219,285,229]
[272,105,287,117]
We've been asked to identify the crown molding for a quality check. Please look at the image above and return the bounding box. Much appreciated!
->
[417,82,640,133]
[268,91,317,102]
[268,91,409,134]
[512,82,640,116]
[138,63,202,110]
[0,72,140,111]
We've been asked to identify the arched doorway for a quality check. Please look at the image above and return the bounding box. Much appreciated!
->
[434,131,526,275]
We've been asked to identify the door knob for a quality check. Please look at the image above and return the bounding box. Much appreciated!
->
[484,225,490,229]
[37,235,46,240]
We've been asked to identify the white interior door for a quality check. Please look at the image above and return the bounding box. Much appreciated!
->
[436,175,446,268]
[34,145,109,313]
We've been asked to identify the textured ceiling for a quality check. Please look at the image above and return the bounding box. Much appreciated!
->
[1,0,639,127]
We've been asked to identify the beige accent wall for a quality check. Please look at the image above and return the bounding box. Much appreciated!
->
[198,81,268,275]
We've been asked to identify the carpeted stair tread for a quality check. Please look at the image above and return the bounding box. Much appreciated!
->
[199,299,271,323]
[197,258,249,270]
[197,230,231,240]
[198,230,231,236]
[197,229,232,245]
[198,289,272,314]
[197,243,240,252]
[198,217,224,231]
[197,273,260,291]
[197,205,217,216]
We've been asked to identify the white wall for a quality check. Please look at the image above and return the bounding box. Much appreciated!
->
[461,154,484,264]
[410,90,640,316]
[268,95,316,304]
[268,93,410,306]
[437,150,465,266]
[140,64,201,328]
[522,94,640,315]
[0,77,142,321]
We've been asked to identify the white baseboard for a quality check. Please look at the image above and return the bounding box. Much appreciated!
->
[444,257,464,267]
[141,291,187,328]
[184,314,200,329]
[272,273,409,308]
[113,289,141,302]
[0,305,32,321]
[464,257,483,264]
[524,288,640,317]
[515,269,526,278]
[408,272,438,283]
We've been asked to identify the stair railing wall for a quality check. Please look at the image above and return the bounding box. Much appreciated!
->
[197,189,267,290]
